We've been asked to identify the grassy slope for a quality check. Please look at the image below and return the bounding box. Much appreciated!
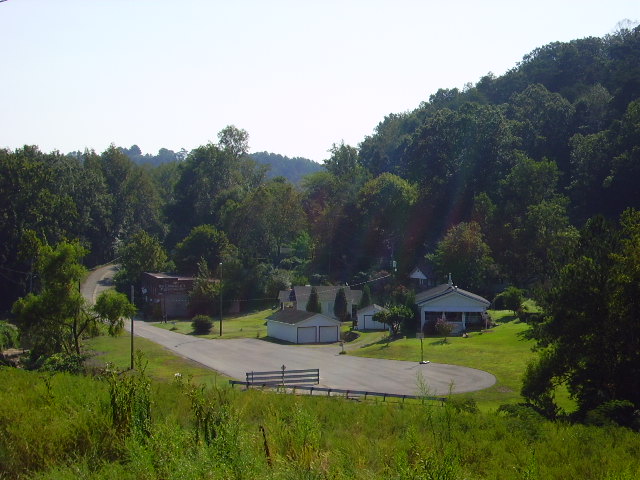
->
[152,308,273,339]
[351,317,533,409]
[2,367,639,480]
[86,334,230,388]
[109,308,548,409]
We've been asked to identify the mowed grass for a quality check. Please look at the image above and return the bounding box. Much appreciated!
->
[152,308,273,339]
[350,312,536,410]
[85,333,229,388]
[90,307,566,410]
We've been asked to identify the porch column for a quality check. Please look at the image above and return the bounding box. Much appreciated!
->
[462,312,466,331]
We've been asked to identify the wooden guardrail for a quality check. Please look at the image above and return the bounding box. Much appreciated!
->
[229,379,447,405]
[244,366,319,387]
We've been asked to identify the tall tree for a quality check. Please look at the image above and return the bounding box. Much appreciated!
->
[522,211,640,417]
[173,225,236,275]
[427,222,496,292]
[12,240,135,358]
[333,288,348,321]
[305,287,321,313]
[114,231,169,293]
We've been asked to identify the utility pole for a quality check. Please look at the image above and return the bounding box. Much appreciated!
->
[130,285,134,370]
[219,262,223,337]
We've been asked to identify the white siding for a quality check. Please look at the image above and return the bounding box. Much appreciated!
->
[268,314,342,344]
[267,321,297,343]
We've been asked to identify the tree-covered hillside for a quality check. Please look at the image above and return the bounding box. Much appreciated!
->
[251,151,322,185]
[2,25,640,311]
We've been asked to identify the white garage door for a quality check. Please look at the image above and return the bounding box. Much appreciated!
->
[297,326,316,344]
[319,325,338,343]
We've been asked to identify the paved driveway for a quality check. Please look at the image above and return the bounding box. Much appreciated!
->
[131,321,495,396]
[84,265,496,397]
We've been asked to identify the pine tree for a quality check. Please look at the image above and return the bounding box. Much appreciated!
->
[359,285,372,309]
[334,287,348,321]
[305,287,321,313]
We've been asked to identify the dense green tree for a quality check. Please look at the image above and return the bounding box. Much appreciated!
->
[373,305,412,337]
[427,222,496,292]
[358,284,372,309]
[357,173,418,262]
[229,178,306,262]
[495,286,525,315]
[166,133,267,246]
[173,225,236,275]
[188,259,219,317]
[333,288,348,321]
[114,231,169,294]
[0,147,78,310]
[217,125,250,158]
[522,211,640,417]
[305,287,322,313]
[12,240,135,359]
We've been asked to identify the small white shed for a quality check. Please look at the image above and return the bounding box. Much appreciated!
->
[267,309,341,344]
[356,304,389,331]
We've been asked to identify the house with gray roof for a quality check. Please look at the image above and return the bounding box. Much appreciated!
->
[278,286,363,320]
[415,275,490,334]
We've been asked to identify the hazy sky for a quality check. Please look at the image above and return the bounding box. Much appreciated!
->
[1,1,637,162]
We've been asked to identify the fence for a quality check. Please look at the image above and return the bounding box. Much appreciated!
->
[229,374,447,405]
[243,366,320,387]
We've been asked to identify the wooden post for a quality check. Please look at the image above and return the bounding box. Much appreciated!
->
[130,285,134,370]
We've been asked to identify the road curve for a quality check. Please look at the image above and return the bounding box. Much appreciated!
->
[83,265,496,397]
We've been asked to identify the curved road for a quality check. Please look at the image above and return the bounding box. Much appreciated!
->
[83,265,496,396]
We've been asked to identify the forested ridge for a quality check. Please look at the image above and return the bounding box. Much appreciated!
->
[2,25,640,315]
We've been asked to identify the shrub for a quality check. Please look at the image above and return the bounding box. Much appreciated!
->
[493,286,524,314]
[0,321,19,350]
[41,352,86,375]
[191,315,213,335]
[435,317,455,342]
[585,400,640,429]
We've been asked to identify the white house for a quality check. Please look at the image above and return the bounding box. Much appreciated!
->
[356,304,389,331]
[415,276,490,335]
[409,261,437,290]
[278,286,362,320]
[267,309,341,344]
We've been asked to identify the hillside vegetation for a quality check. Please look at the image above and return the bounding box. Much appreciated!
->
[3,25,640,444]
[2,366,639,480]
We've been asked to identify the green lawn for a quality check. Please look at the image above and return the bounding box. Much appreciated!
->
[349,312,536,410]
[152,308,274,339]
[87,307,564,411]
[85,333,229,388]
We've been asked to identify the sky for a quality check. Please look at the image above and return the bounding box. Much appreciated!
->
[1,1,638,163]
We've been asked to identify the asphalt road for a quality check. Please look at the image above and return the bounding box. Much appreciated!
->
[83,265,496,397]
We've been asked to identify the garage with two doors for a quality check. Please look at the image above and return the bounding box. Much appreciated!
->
[267,309,341,344]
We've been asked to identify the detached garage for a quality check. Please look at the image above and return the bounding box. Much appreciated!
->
[267,309,341,344]
[356,304,389,331]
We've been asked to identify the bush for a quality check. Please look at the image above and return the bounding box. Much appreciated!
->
[435,317,455,342]
[585,400,640,429]
[0,321,19,350]
[191,315,213,335]
[493,286,524,313]
[41,353,86,375]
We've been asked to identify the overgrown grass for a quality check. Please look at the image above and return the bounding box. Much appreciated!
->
[153,308,273,339]
[2,367,639,480]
